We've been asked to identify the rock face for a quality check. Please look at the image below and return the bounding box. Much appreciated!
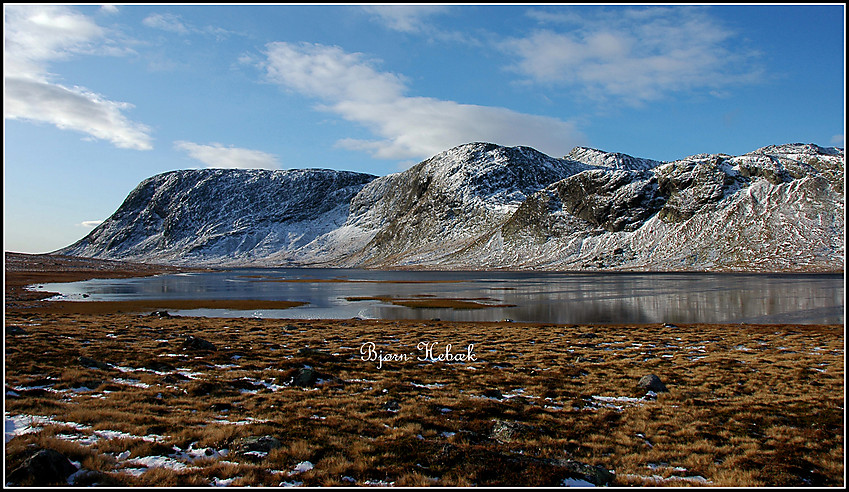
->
[56,142,844,272]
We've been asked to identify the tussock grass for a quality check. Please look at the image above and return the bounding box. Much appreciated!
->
[4,309,844,487]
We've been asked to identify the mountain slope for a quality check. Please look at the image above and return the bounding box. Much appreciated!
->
[59,168,377,266]
[56,143,844,272]
[339,142,590,266]
[464,143,844,271]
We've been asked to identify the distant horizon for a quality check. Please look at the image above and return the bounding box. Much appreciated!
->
[4,4,845,254]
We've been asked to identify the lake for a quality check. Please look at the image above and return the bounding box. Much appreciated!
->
[31,269,844,325]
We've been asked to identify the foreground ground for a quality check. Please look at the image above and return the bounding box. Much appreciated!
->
[3,253,845,487]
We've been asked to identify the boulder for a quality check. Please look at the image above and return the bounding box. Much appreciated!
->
[555,459,615,486]
[637,374,668,393]
[490,419,536,443]
[291,367,320,387]
[481,388,503,399]
[234,435,282,456]
[7,449,78,486]
[182,335,216,351]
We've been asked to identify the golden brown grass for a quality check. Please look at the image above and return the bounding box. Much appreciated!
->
[5,307,844,487]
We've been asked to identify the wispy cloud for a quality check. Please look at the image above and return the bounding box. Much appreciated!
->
[142,12,189,34]
[501,6,763,106]
[831,135,845,148]
[260,42,585,162]
[360,5,451,33]
[174,141,281,169]
[78,220,104,228]
[359,5,482,47]
[142,11,236,40]
[3,5,153,150]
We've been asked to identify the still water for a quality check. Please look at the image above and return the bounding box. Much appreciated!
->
[33,269,844,325]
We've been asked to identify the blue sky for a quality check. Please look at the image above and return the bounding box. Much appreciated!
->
[3,3,845,254]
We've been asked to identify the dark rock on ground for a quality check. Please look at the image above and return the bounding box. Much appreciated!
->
[228,378,264,391]
[7,448,79,486]
[77,356,111,370]
[210,402,232,412]
[382,400,401,412]
[291,367,321,387]
[482,388,503,399]
[233,435,282,455]
[144,361,176,372]
[490,419,537,443]
[182,335,216,351]
[555,459,615,486]
[637,374,668,393]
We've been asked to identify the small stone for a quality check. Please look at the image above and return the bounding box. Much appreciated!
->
[234,435,282,456]
[482,388,503,399]
[637,374,668,393]
[182,335,216,351]
[291,367,320,387]
[77,356,111,370]
[382,400,401,412]
[491,419,535,443]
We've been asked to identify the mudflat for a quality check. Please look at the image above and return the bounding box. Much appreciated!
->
[4,253,844,487]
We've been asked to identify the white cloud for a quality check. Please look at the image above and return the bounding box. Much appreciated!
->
[3,5,153,150]
[831,135,845,148]
[141,11,236,40]
[5,78,153,150]
[261,42,585,162]
[360,5,480,46]
[361,5,451,33]
[174,141,281,169]
[100,5,119,15]
[502,7,763,106]
[142,13,189,34]
[79,220,103,228]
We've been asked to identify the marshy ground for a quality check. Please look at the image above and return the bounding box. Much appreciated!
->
[3,253,845,487]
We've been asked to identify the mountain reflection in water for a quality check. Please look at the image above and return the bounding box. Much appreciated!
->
[33,269,844,325]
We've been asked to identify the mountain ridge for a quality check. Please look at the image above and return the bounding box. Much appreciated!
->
[57,142,845,272]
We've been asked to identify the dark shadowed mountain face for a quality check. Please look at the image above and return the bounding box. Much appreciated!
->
[57,142,844,272]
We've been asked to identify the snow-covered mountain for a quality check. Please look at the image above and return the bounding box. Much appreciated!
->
[58,168,377,267]
[57,142,845,272]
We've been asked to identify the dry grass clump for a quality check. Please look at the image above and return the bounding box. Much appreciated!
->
[5,308,844,487]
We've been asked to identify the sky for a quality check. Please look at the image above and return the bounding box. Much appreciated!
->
[3,3,846,254]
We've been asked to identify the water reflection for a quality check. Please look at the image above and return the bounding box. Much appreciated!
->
[34,269,844,324]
